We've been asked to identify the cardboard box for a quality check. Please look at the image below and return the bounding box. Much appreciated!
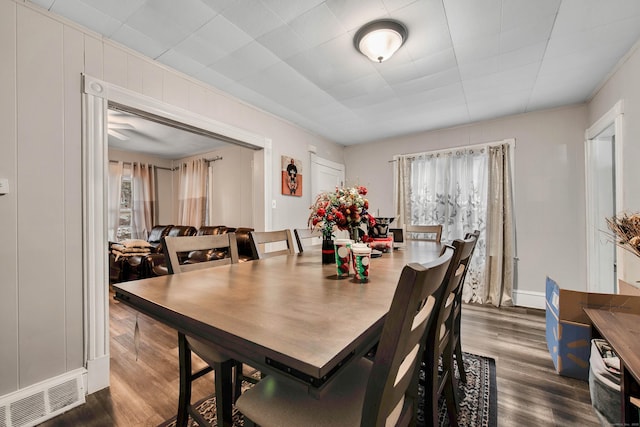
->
[545,277,640,381]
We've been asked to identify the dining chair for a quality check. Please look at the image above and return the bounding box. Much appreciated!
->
[405,224,443,243]
[293,228,322,253]
[235,247,455,427]
[422,234,477,427]
[452,229,480,383]
[248,229,295,259]
[163,233,241,427]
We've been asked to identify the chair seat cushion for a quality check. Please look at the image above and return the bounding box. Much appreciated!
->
[186,337,232,364]
[236,357,372,426]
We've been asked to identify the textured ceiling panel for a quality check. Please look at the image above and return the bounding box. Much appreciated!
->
[29,0,640,148]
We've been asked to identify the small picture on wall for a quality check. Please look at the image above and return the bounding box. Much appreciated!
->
[281,156,302,196]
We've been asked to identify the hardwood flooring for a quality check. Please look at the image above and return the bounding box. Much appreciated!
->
[39,291,600,427]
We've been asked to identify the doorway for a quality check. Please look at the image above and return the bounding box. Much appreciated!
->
[81,74,271,393]
[585,101,624,293]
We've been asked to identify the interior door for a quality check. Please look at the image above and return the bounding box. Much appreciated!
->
[310,154,345,199]
[585,124,617,293]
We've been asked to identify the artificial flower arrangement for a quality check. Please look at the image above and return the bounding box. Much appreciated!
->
[606,211,640,258]
[308,185,376,242]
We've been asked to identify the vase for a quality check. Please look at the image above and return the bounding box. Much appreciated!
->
[322,239,335,264]
[350,226,361,243]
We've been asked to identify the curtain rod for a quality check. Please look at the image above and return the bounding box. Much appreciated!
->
[388,138,515,162]
[109,155,223,171]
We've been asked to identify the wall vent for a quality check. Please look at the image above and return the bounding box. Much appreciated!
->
[0,370,85,427]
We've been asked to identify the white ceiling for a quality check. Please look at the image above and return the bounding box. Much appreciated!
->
[107,109,230,159]
[31,0,640,146]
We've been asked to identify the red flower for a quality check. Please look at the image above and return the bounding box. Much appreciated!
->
[312,218,320,226]
[358,186,368,195]
[364,200,369,209]
[316,207,326,217]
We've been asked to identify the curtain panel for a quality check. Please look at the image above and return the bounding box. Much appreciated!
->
[394,142,515,306]
[178,158,208,227]
[131,163,156,240]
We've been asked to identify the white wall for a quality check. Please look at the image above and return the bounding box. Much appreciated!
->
[0,0,343,398]
[174,145,255,228]
[588,42,640,287]
[345,105,589,307]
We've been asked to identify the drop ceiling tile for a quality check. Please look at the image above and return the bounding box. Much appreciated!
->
[382,0,420,13]
[340,86,396,109]
[72,0,146,22]
[501,0,561,31]
[444,0,501,44]
[498,42,546,70]
[393,66,461,96]
[223,41,281,72]
[454,34,500,65]
[257,25,309,60]
[553,0,640,36]
[199,0,236,14]
[187,15,253,60]
[221,0,285,39]
[326,73,389,101]
[378,49,457,85]
[458,56,499,80]
[193,66,236,92]
[110,24,167,59]
[287,33,374,89]
[123,0,215,47]
[499,14,556,53]
[49,0,123,36]
[326,0,387,32]
[289,3,346,47]
[156,49,207,76]
[260,0,324,23]
[392,0,451,57]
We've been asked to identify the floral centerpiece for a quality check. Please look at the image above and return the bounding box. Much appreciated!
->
[308,185,376,243]
[606,212,640,258]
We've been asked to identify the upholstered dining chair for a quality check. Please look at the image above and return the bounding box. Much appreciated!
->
[422,234,477,427]
[452,229,480,383]
[248,229,295,259]
[235,247,454,427]
[293,228,322,253]
[405,224,443,243]
[164,233,241,427]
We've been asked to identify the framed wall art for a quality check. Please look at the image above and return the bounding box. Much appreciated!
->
[281,156,302,196]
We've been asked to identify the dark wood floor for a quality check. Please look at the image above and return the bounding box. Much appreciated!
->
[40,291,600,427]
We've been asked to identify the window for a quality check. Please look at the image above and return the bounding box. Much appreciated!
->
[117,176,132,240]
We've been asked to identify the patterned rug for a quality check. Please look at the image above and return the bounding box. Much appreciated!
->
[159,352,496,427]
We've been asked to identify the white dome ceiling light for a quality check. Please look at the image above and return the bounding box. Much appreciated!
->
[354,19,408,63]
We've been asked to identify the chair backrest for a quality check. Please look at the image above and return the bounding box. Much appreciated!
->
[249,230,295,259]
[293,228,322,253]
[431,235,478,356]
[163,233,239,274]
[361,247,454,427]
[405,224,442,243]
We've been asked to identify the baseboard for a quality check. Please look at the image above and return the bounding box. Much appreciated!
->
[0,368,86,427]
[86,354,110,394]
[513,289,545,310]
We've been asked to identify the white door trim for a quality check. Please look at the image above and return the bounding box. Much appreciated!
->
[81,74,271,393]
[584,100,624,290]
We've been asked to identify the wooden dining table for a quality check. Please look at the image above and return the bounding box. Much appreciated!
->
[112,240,441,395]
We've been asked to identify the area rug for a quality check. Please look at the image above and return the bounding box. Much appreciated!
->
[159,352,496,427]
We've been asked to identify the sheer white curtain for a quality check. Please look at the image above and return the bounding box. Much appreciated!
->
[394,143,514,305]
[131,163,156,240]
[178,158,208,227]
[107,161,124,241]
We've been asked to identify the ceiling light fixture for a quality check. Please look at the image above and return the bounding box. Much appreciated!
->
[354,19,408,63]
